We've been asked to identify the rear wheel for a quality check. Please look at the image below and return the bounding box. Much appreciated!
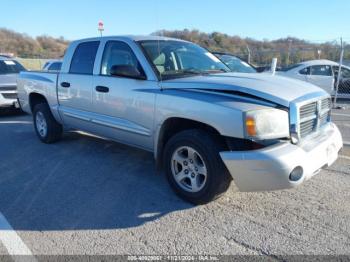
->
[164,129,232,205]
[33,103,63,143]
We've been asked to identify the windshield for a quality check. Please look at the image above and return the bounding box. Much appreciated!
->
[0,60,26,74]
[139,40,230,80]
[216,54,256,73]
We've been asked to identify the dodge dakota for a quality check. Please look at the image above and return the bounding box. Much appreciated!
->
[17,36,343,204]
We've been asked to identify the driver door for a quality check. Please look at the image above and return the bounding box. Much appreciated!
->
[91,40,156,150]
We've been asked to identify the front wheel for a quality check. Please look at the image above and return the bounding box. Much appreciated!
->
[33,103,63,143]
[164,129,232,205]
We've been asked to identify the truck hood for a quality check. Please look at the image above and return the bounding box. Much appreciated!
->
[161,73,327,107]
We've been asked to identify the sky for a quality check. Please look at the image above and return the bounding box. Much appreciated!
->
[1,0,349,42]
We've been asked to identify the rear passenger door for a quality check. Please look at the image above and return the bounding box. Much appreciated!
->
[58,41,100,129]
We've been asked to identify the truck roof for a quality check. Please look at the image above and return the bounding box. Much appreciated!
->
[71,35,189,44]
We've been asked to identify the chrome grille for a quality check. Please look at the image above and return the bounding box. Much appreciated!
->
[297,97,331,139]
[321,98,331,111]
[319,113,329,126]
[300,119,317,138]
[300,102,317,119]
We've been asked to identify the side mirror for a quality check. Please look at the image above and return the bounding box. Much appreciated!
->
[110,65,146,80]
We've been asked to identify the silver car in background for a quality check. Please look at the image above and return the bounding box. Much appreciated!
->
[0,56,26,108]
[279,60,350,97]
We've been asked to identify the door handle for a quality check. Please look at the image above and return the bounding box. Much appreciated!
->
[95,86,109,93]
[60,82,70,88]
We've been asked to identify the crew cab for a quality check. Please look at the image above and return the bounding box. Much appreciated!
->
[17,36,343,204]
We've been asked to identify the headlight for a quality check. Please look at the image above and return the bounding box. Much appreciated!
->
[244,109,289,140]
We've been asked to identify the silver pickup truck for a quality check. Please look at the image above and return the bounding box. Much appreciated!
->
[17,36,343,204]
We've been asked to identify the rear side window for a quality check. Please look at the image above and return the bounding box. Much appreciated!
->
[0,60,26,74]
[69,41,100,74]
[311,65,332,76]
[43,62,50,69]
[48,62,62,71]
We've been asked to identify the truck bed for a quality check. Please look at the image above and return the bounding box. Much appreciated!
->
[17,71,59,114]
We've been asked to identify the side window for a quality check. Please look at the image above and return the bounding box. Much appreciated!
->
[100,41,144,76]
[69,41,100,74]
[311,65,332,76]
[299,67,310,75]
[48,62,62,71]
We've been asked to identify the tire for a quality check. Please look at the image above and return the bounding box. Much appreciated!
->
[164,129,232,205]
[33,103,63,143]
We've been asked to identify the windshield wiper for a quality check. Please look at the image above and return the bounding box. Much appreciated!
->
[204,68,230,73]
[160,69,221,80]
[180,69,209,75]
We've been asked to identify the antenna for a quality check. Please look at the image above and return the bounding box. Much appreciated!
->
[154,0,163,90]
[157,31,163,89]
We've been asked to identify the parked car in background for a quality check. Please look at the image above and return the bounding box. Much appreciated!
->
[17,36,342,204]
[0,56,26,108]
[213,52,256,73]
[42,60,62,72]
[279,60,350,97]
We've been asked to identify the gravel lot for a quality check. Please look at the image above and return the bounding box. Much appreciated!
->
[0,104,349,259]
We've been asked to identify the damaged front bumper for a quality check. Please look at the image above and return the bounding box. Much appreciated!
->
[220,123,343,192]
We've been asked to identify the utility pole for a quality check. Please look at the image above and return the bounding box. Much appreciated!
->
[287,39,293,66]
[271,58,278,75]
[246,44,251,64]
[333,37,344,109]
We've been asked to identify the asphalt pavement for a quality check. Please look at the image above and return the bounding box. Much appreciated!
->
[0,106,349,259]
